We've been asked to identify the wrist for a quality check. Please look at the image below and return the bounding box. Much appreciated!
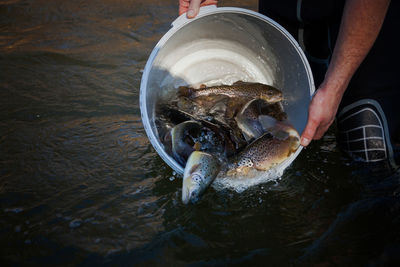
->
[320,64,351,97]
[317,76,347,106]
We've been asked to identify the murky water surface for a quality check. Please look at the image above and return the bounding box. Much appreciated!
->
[1,0,400,265]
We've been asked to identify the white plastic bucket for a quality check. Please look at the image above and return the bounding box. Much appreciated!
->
[140,6,315,175]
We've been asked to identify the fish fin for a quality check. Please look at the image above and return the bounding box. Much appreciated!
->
[232,80,246,85]
[230,166,252,177]
[238,118,263,141]
[226,169,235,176]
[226,98,245,118]
[255,162,274,171]
[240,166,251,176]
[271,130,290,140]
[193,142,201,151]
[242,131,255,143]
[258,115,277,131]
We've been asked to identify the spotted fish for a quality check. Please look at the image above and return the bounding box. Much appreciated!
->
[178,81,283,104]
[226,125,300,176]
[182,151,221,204]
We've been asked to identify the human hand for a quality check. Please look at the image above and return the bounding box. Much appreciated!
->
[179,0,218,18]
[300,82,345,146]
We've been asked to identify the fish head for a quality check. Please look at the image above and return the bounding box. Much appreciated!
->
[182,151,220,204]
[182,172,203,204]
[261,87,283,103]
[288,134,301,153]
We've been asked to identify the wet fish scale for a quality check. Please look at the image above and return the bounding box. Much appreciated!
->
[178,81,283,104]
[230,131,299,174]
[182,151,221,204]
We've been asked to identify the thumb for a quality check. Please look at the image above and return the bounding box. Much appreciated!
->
[187,0,202,18]
[300,118,319,147]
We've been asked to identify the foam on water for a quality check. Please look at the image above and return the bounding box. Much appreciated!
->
[212,165,285,193]
[211,148,302,193]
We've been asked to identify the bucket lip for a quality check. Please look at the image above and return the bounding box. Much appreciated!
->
[140,6,315,175]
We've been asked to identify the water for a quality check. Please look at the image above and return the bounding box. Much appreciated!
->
[1,0,400,265]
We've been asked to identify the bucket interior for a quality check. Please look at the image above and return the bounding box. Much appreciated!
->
[141,10,314,174]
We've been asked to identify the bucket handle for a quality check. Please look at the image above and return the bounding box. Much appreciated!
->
[172,5,217,28]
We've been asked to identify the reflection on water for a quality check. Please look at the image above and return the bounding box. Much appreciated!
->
[1,0,399,265]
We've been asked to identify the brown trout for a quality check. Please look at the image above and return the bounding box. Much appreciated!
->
[182,151,221,204]
[178,81,283,104]
[226,126,300,176]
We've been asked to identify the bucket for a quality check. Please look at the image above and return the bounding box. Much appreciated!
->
[140,6,315,175]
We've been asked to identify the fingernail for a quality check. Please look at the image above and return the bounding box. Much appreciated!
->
[187,9,195,18]
[301,137,310,146]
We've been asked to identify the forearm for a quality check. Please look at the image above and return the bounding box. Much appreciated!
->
[300,0,391,145]
[324,0,390,96]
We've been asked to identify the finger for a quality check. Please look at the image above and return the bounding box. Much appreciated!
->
[179,0,190,15]
[200,0,218,7]
[313,126,327,140]
[187,0,202,18]
[313,120,333,140]
[300,118,319,147]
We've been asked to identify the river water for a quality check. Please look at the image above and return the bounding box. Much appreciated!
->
[1,0,400,265]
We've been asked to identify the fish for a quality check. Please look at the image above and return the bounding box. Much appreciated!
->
[159,104,246,156]
[226,125,300,176]
[260,102,287,121]
[235,99,265,142]
[178,81,283,104]
[182,151,221,204]
[235,98,290,142]
[170,121,202,166]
